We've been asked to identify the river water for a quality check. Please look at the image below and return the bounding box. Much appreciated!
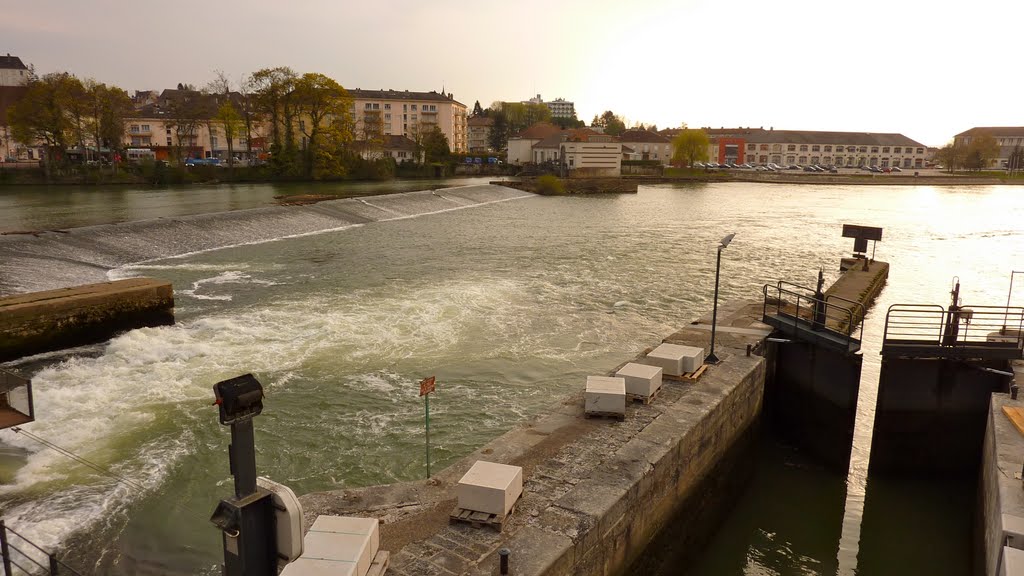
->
[0,180,1022,575]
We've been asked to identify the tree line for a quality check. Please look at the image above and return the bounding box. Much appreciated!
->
[6,66,453,182]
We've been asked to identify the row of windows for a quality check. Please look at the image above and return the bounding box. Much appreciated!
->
[364,102,438,112]
[743,154,924,168]
[746,143,924,154]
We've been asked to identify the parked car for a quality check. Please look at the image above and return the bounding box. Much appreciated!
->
[891,166,902,172]
[787,165,800,170]
[184,158,204,167]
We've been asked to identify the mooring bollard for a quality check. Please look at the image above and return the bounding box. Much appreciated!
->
[1013,384,1020,400]
[499,547,511,574]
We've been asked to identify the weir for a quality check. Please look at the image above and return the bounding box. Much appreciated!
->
[0,185,533,296]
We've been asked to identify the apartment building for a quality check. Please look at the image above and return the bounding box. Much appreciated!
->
[0,54,32,160]
[523,94,576,119]
[953,127,1024,168]
[348,89,468,153]
[467,116,494,153]
[669,127,928,168]
[512,124,621,176]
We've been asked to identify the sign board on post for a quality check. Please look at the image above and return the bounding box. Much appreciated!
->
[842,224,883,241]
[419,376,435,397]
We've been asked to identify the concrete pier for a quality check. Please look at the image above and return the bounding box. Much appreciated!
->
[981,391,1024,576]
[300,302,771,576]
[0,278,174,361]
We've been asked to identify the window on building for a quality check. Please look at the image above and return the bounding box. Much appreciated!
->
[760,144,768,151]
[882,147,890,153]
[859,146,868,153]
[823,156,832,164]
[167,128,172,135]
[365,103,372,109]
[372,103,379,110]
[403,104,407,111]
[824,146,832,152]
[799,156,807,164]
[811,145,820,152]
[772,144,781,152]
[384,103,391,110]
[746,155,755,162]
[141,125,150,131]
[411,105,417,111]
[787,144,796,152]
[894,147,902,153]
[786,155,795,163]
[211,137,218,149]
[398,151,407,158]
[167,138,172,146]
[130,125,140,133]
[799,145,808,152]
[239,138,247,147]
[811,156,820,164]
[871,147,879,153]
[412,114,417,121]
[916,148,924,154]
[385,113,391,121]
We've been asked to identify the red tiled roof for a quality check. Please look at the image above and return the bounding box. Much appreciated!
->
[468,116,494,127]
[619,129,671,143]
[512,122,562,139]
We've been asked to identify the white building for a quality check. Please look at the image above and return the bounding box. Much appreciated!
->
[619,129,673,165]
[348,89,468,153]
[0,54,32,160]
[515,124,622,176]
[953,127,1024,168]
[0,54,29,87]
[522,94,576,119]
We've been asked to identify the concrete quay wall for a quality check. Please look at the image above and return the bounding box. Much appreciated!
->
[981,393,1024,576]
[299,302,770,576]
[0,278,174,361]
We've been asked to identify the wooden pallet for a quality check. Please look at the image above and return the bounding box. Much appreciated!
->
[584,410,626,421]
[450,498,519,532]
[662,364,708,383]
[626,386,660,405]
[367,551,390,576]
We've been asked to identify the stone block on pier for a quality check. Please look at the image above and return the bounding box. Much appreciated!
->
[457,460,523,517]
[645,343,704,375]
[585,376,626,415]
[615,362,663,399]
[281,515,379,576]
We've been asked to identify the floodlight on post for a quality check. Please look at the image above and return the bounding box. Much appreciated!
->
[209,374,277,576]
[706,233,735,365]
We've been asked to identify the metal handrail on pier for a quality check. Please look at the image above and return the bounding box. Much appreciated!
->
[0,520,83,576]
[762,281,865,352]
[882,303,1024,359]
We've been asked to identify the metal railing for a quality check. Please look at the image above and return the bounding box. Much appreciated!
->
[0,520,83,576]
[762,280,865,342]
[882,304,1024,350]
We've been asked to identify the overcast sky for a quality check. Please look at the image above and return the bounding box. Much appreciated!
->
[4,0,1022,147]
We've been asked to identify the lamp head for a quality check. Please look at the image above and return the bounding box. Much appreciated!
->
[719,233,736,249]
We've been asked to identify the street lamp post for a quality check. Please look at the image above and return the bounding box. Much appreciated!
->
[705,233,735,365]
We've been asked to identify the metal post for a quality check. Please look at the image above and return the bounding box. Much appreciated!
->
[499,548,511,575]
[230,418,257,499]
[49,554,58,575]
[0,521,12,576]
[706,247,723,364]
[425,394,431,479]
[1005,271,1022,333]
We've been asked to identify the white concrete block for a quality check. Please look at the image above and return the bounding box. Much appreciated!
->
[1005,545,1024,576]
[457,460,523,516]
[281,515,378,576]
[615,362,662,398]
[646,343,704,375]
[585,376,626,415]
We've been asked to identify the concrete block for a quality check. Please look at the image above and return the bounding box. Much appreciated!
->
[616,362,662,399]
[457,460,523,516]
[1006,546,1024,575]
[646,343,703,376]
[585,376,626,415]
[283,515,379,576]
[1006,513,1024,549]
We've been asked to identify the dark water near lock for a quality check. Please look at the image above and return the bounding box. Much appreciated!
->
[0,180,1022,575]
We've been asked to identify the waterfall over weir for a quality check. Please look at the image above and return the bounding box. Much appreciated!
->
[0,185,532,296]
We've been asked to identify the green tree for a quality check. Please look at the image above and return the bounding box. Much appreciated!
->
[472,100,484,117]
[552,113,585,129]
[671,129,711,167]
[7,72,84,180]
[292,72,352,179]
[421,125,450,163]
[591,110,626,136]
[165,88,212,164]
[1008,145,1024,176]
[964,131,1000,171]
[215,101,243,172]
[498,101,551,134]
[488,108,508,151]
[84,81,131,168]
[249,66,299,174]
[934,142,965,173]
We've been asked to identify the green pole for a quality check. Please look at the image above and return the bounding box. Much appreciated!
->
[425,394,431,478]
